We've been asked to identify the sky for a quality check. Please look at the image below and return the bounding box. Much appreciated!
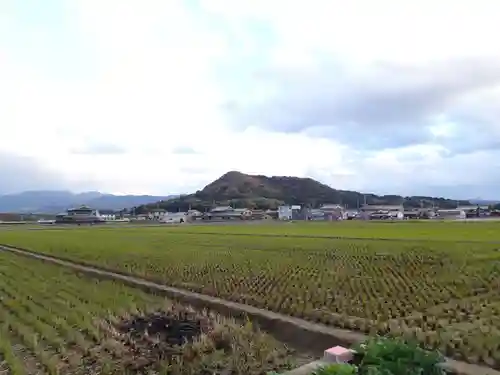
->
[1,0,500,198]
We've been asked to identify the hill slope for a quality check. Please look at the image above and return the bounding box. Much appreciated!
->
[136,171,470,212]
[0,191,178,213]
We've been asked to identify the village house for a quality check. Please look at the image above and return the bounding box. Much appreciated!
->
[249,209,273,220]
[456,205,489,218]
[360,204,404,220]
[403,209,436,220]
[306,208,327,220]
[436,209,466,220]
[54,205,105,224]
[278,205,302,220]
[148,208,167,220]
[265,209,279,219]
[160,212,188,224]
[203,206,252,220]
[187,209,203,219]
[99,209,118,221]
[345,209,360,220]
[319,204,346,220]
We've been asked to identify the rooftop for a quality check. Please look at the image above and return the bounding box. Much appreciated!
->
[68,205,93,211]
[278,205,301,209]
[320,204,344,210]
[99,209,116,215]
[211,206,233,212]
[361,204,403,210]
[437,209,464,213]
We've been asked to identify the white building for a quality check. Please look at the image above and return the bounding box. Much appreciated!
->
[160,212,188,224]
[278,205,301,220]
[187,209,203,219]
[148,209,167,220]
[436,209,466,220]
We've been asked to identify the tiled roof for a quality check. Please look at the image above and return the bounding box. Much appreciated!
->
[68,205,93,212]
[456,206,480,210]
[209,211,243,217]
[321,204,344,210]
[99,209,116,215]
[211,206,233,212]
[361,205,403,210]
[437,209,464,214]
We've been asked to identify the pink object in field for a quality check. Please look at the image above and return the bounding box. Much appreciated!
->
[323,346,354,363]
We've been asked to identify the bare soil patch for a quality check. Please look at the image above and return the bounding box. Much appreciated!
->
[95,304,308,375]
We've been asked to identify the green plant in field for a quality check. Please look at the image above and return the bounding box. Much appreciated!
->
[312,363,357,375]
[353,336,445,375]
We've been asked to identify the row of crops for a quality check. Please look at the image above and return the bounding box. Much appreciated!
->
[168,220,500,241]
[2,226,500,368]
[0,250,303,375]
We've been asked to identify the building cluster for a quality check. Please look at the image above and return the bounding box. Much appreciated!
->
[139,204,358,223]
[133,203,495,223]
[342,204,492,221]
[37,202,494,225]
[257,204,492,221]
[136,206,278,223]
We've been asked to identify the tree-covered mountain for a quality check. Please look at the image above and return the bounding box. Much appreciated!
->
[135,171,471,213]
[0,190,178,213]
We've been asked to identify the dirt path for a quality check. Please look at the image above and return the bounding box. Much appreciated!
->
[0,244,497,375]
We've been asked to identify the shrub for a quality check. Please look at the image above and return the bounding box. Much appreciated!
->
[313,364,357,375]
[353,336,445,375]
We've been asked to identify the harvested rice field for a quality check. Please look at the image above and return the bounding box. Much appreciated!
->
[0,250,306,375]
[2,222,500,369]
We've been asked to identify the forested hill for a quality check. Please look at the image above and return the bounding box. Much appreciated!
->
[133,171,470,213]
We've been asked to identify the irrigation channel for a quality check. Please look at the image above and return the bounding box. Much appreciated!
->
[0,243,498,375]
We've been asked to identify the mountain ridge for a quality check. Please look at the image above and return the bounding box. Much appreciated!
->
[3,172,488,214]
[135,170,472,213]
[469,199,500,205]
[0,191,178,213]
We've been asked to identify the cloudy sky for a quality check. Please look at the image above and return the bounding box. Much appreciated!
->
[1,0,500,198]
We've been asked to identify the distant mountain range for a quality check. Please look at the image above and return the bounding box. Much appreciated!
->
[2,179,495,214]
[468,199,500,205]
[0,191,178,213]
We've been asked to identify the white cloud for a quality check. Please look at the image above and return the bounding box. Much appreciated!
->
[1,0,500,198]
